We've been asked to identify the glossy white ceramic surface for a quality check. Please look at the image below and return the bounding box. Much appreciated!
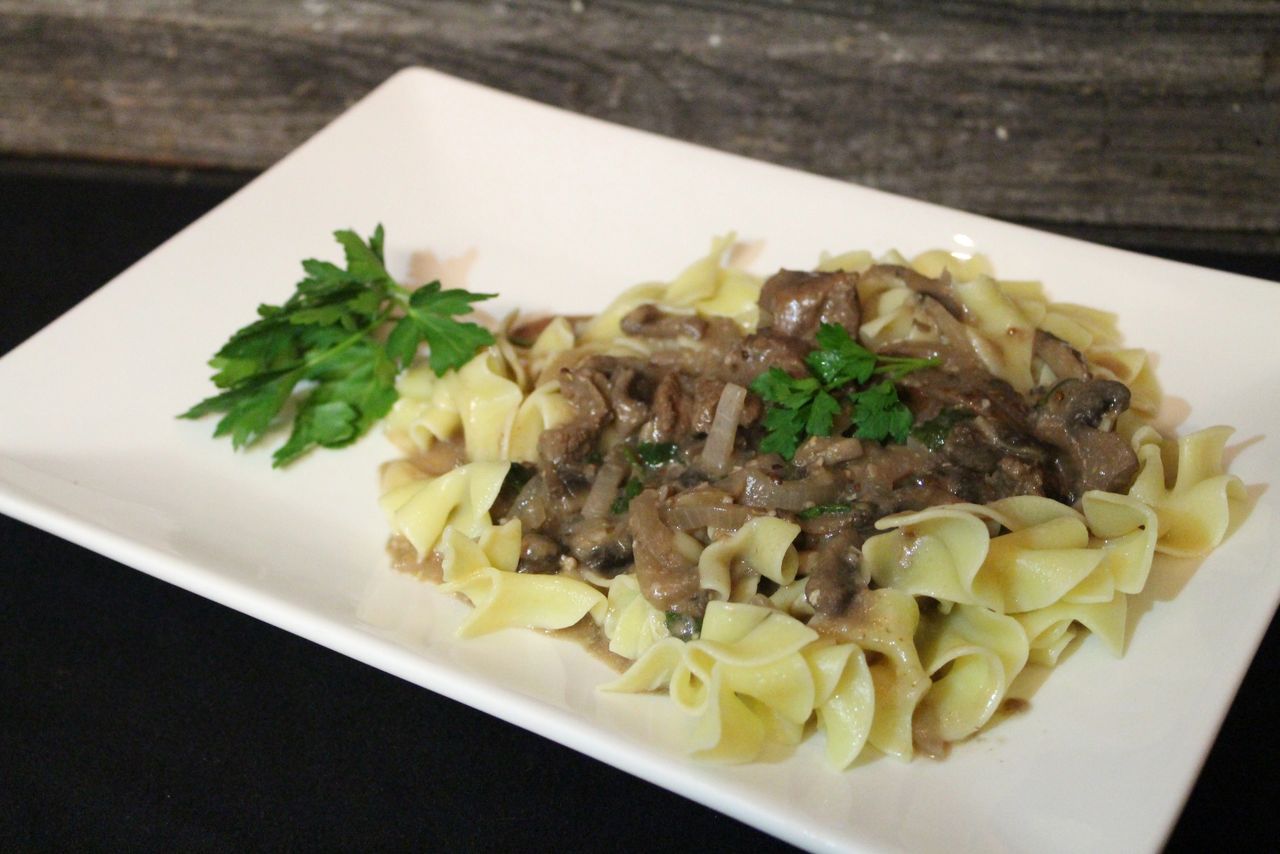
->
[1,68,1276,853]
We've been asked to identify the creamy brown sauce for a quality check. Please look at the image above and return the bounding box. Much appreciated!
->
[387,534,443,583]
[545,616,631,673]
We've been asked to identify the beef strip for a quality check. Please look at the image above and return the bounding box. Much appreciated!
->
[649,372,685,442]
[649,371,763,441]
[804,531,863,617]
[608,364,651,434]
[758,269,861,341]
[537,364,613,463]
[732,329,811,381]
[627,490,704,617]
[621,304,707,339]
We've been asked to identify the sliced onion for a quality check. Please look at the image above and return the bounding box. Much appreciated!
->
[581,459,627,519]
[665,503,754,531]
[740,469,839,512]
[699,382,746,476]
[511,475,549,528]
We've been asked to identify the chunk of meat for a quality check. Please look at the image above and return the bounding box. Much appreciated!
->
[621,304,707,339]
[804,532,863,618]
[649,372,761,440]
[899,368,1031,431]
[538,356,656,459]
[541,464,592,517]
[689,376,761,434]
[733,329,811,381]
[1029,378,1138,502]
[627,490,703,615]
[649,373,685,442]
[608,365,651,434]
[988,456,1048,498]
[899,368,1046,469]
[537,365,612,463]
[891,470,981,509]
[759,269,861,341]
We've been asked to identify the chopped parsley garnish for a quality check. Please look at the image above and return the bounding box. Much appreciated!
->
[182,226,496,467]
[624,442,682,468]
[798,503,853,519]
[852,380,915,444]
[911,408,976,451]
[749,324,937,458]
[611,478,644,514]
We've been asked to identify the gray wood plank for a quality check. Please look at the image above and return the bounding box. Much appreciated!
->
[1,1,1277,251]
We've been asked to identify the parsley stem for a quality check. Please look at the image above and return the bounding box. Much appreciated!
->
[299,309,393,373]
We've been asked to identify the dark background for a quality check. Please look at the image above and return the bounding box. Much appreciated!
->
[0,160,1276,851]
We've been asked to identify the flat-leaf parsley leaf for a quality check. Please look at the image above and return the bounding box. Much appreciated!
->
[749,323,938,457]
[182,226,496,467]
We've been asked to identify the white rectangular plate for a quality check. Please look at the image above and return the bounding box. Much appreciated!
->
[1,68,1276,853]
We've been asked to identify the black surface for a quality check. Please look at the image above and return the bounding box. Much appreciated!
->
[0,163,1275,852]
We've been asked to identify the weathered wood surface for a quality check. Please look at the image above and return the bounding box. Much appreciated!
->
[2,1,1278,252]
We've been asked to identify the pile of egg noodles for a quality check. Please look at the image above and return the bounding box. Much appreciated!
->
[372,238,1241,766]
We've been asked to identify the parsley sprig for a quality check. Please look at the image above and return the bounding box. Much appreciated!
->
[749,324,937,458]
[182,226,496,467]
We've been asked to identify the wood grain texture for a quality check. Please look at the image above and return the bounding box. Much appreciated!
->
[2,1,1278,251]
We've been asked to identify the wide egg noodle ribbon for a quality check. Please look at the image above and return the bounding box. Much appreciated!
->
[582,234,763,342]
[384,346,525,462]
[913,604,1030,746]
[1015,594,1128,666]
[865,500,1125,615]
[805,640,876,769]
[602,602,824,764]
[506,381,574,462]
[379,461,511,558]
[952,274,1037,393]
[697,516,801,603]
[862,508,991,607]
[810,588,928,761]
[602,574,671,660]
[438,520,522,583]
[1128,425,1245,557]
[442,568,608,639]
